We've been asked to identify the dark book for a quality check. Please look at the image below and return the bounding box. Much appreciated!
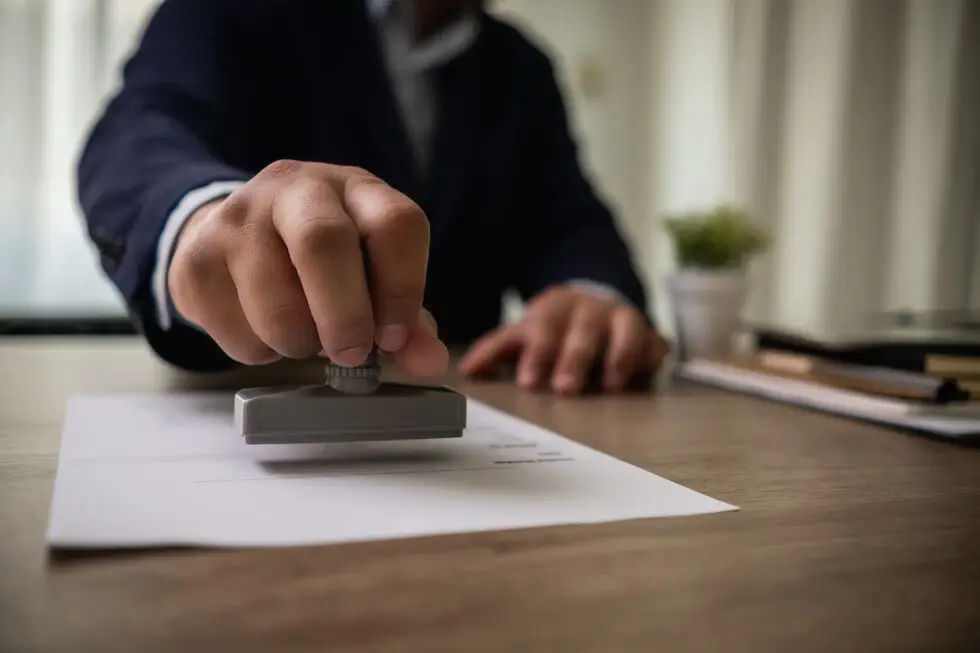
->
[751,312,980,374]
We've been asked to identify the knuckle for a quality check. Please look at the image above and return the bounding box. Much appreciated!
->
[526,313,557,339]
[260,158,304,179]
[288,175,331,206]
[563,335,594,359]
[617,305,645,328]
[377,195,423,224]
[372,198,428,237]
[175,242,221,283]
[576,297,609,319]
[527,329,559,356]
[531,285,571,307]
[340,165,375,181]
[213,193,251,231]
[293,215,358,258]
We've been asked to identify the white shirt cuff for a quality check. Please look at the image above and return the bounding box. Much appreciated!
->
[565,279,633,308]
[152,180,246,330]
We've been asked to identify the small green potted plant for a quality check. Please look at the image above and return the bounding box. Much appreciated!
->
[664,205,768,359]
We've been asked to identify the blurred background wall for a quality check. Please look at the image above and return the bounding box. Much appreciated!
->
[1,0,977,335]
[0,0,159,317]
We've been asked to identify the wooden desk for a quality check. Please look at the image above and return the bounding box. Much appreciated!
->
[1,337,979,652]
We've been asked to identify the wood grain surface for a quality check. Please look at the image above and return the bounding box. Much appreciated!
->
[1,337,979,653]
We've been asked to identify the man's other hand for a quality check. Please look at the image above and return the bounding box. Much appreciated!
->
[459,285,668,394]
[167,160,448,375]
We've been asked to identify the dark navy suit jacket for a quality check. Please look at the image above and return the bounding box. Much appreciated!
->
[77,0,649,371]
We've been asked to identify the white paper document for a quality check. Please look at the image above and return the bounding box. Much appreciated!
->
[47,393,736,549]
[677,359,980,440]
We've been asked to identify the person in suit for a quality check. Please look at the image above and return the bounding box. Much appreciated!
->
[77,0,668,395]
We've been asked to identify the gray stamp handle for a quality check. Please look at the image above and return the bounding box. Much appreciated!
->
[235,382,467,445]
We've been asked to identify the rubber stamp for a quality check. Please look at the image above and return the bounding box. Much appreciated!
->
[234,347,466,444]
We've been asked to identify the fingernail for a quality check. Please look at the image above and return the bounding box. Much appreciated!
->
[376,324,408,352]
[555,372,577,392]
[518,368,537,388]
[331,344,373,366]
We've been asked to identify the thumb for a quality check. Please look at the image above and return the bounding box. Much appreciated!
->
[386,308,448,377]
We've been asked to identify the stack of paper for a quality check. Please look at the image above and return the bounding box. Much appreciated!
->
[677,359,980,441]
[47,393,737,549]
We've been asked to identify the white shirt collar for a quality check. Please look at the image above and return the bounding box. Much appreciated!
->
[367,0,394,19]
[366,0,479,71]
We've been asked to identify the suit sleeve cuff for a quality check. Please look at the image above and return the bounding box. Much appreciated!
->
[564,279,634,308]
[152,180,246,331]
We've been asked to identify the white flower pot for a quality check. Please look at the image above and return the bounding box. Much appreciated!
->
[667,268,748,360]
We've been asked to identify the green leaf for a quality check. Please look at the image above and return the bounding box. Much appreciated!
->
[664,205,769,269]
